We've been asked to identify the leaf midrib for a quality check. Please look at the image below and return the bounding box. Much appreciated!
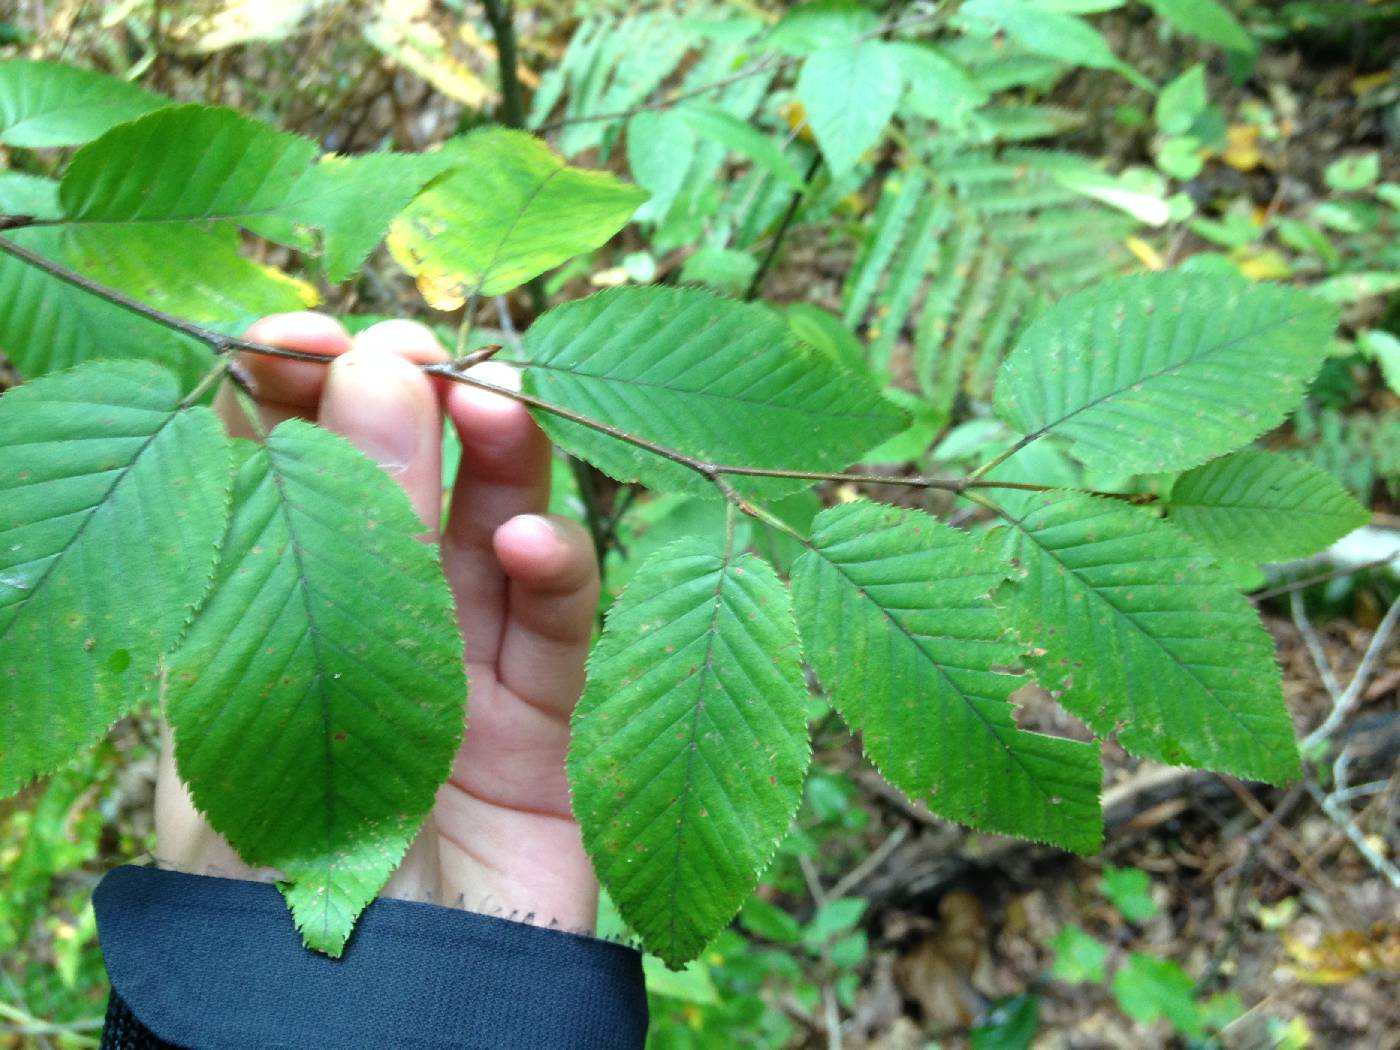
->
[811,541,1070,807]
[0,400,179,646]
[1010,510,1275,746]
[1016,308,1311,443]
[528,358,895,422]
[263,442,338,941]
[663,557,729,959]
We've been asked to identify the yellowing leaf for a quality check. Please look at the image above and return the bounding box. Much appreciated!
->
[363,0,494,108]
[1222,124,1262,171]
[1351,70,1391,96]
[389,128,645,305]
[779,100,815,143]
[256,263,322,307]
[1283,924,1400,985]
[1125,235,1165,270]
[1232,247,1293,281]
[168,0,337,54]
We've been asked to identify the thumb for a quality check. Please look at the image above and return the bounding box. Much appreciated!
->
[318,342,443,536]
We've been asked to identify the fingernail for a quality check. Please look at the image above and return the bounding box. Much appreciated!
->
[320,347,423,472]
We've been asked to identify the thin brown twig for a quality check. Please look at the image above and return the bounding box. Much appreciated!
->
[1251,551,1400,602]
[0,234,1140,537]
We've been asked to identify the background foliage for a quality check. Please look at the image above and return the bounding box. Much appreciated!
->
[1,0,1398,1046]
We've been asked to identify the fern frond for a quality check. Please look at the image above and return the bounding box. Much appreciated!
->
[843,148,1138,410]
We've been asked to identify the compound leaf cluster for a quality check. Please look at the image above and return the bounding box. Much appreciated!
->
[0,44,1365,970]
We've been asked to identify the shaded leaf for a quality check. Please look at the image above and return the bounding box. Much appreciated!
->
[521,286,905,499]
[1167,451,1369,562]
[677,105,804,189]
[1145,0,1254,53]
[797,41,903,179]
[1112,954,1202,1037]
[389,128,646,307]
[0,362,229,795]
[994,273,1336,475]
[0,60,167,148]
[0,227,212,382]
[995,490,1301,784]
[1049,925,1109,983]
[164,420,466,956]
[627,110,696,224]
[568,537,810,967]
[791,502,1103,852]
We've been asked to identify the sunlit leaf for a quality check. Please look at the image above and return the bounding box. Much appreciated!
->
[389,128,646,308]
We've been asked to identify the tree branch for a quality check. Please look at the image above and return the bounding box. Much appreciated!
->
[482,0,526,130]
[0,233,1136,528]
[745,151,822,302]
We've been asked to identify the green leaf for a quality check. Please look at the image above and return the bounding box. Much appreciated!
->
[995,491,1301,784]
[993,273,1337,476]
[627,110,696,223]
[740,897,803,944]
[55,222,316,327]
[1145,0,1255,53]
[520,286,906,500]
[0,171,60,218]
[54,105,446,309]
[0,362,230,796]
[768,0,880,55]
[1101,865,1160,921]
[1167,451,1369,562]
[389,127,646,307]
[889,43,990,120]
[0,227,212,383]
[1311,270,1400,304]
[1049,924,1109,983]
[276,152,455,283]
[971,993,1040,1050]
[678,246,757,295]
[677,105,804,189]
[1112,954,1202,1037]
[791,502,1103,852]
[60,104,316,224]
[164,420,466,956]
[803,897,867,949]
[963,0,1143,85]
[1360,329,1400,397]
[568,537,811,967]
[786,303,866,373]
[49,105,321,324]
[796,41,903,179]
[0,60,167,148]
[1155,64,1207,137]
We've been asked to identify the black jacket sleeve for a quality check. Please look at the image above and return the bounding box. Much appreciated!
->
[94,866,648,1049]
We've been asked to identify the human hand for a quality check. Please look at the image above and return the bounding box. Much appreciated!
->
[154,312,601,931]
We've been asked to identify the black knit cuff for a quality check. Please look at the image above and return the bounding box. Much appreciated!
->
[94,865,647,1049]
